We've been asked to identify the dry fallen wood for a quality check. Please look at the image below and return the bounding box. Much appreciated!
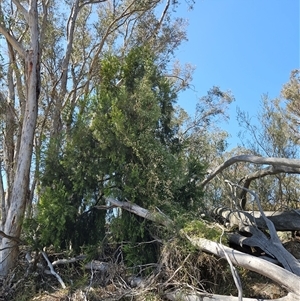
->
[213,207,300,231]
[109,198,300,299]
[166,290,300,301]
[254,210,300,231]
[104,198,174,227]
[227,181,300,275]
[41,251,66,289]
[184,236,300,296]
[200,155,300,187]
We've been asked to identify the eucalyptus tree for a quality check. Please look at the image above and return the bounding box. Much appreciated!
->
[0,0,195,276]
[0,0,40,276]
[236,96,300,210]
[281,69,300,143]
[175,86,234,209]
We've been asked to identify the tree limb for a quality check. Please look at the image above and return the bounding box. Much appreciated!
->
[213,207,300,231]
[41,251,66,289]
[103,198,174,227]
[238,165,300,209]
[200,155,300,187]
[184,236,300,296]
[12,0,29,22]
[106,197,300,298]
[0,25,25,57]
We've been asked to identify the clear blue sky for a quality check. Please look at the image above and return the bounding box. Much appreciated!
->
[175,0,299,149]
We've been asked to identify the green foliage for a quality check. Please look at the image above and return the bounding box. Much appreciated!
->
[183,220,225,243]
[35,126,107,251]
[109,211,159,268]
[91,46,203,211]
[236,94,300,210]
[34,46,206,263]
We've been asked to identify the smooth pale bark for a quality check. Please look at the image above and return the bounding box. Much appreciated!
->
[0,0,40,276]
[200,155,300,187]
[238,165,300,209]
[213,207,300,231]
[106,198,300,299]
[41,252,66,289]
[104,198,174,227]
[185,236,300,296]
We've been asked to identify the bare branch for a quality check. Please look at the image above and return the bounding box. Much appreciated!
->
[103,198,174,227]
[12,0,29,22]
[41,251,66,289]
[184,235,300,296]
[0,25,25,57]
[0,231,23,244]
[213,207,300,231]
[218,227,243,301]
[225,181,300,276]
[201,155,300,187]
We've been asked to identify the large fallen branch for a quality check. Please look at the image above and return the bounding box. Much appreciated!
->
[227,181,300,275]
[109,198,300,300]
[104,197,174,227]
[41,251,66,289]
[213,207,300,231]
[238,165,300,209]
[200,155,300,187]
[184,236,300,297]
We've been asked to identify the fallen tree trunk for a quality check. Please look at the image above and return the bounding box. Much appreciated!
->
[226,182,300,275]
[107,198,300,299]
[213,207,300,231]
[184,236,300,297]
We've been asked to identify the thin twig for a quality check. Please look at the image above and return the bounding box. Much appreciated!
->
[164,254,191,285]
[217,224,243,301]
[41,251,66,289]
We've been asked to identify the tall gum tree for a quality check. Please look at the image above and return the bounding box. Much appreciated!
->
[0,0,195,276]
[0,0,40,276]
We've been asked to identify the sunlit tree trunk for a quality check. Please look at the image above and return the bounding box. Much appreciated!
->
[0,0,40,276]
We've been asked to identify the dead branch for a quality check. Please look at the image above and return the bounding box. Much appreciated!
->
[238,165,300,209]
[0,231,23,244]
[217,227,243,301]
[213,207,300,231]
[225,181,300,276]
[200,155,300,187]
[166,290,300,301]
[104,198,174,227]
[41,251,66,289]
[183,235,300,296]
[109,198,300,298]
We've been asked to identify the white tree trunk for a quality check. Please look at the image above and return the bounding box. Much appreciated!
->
[185,236,300,297]
[0,0,39,276]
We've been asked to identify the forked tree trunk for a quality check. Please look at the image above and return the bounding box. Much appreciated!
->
[0,0,39,276]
